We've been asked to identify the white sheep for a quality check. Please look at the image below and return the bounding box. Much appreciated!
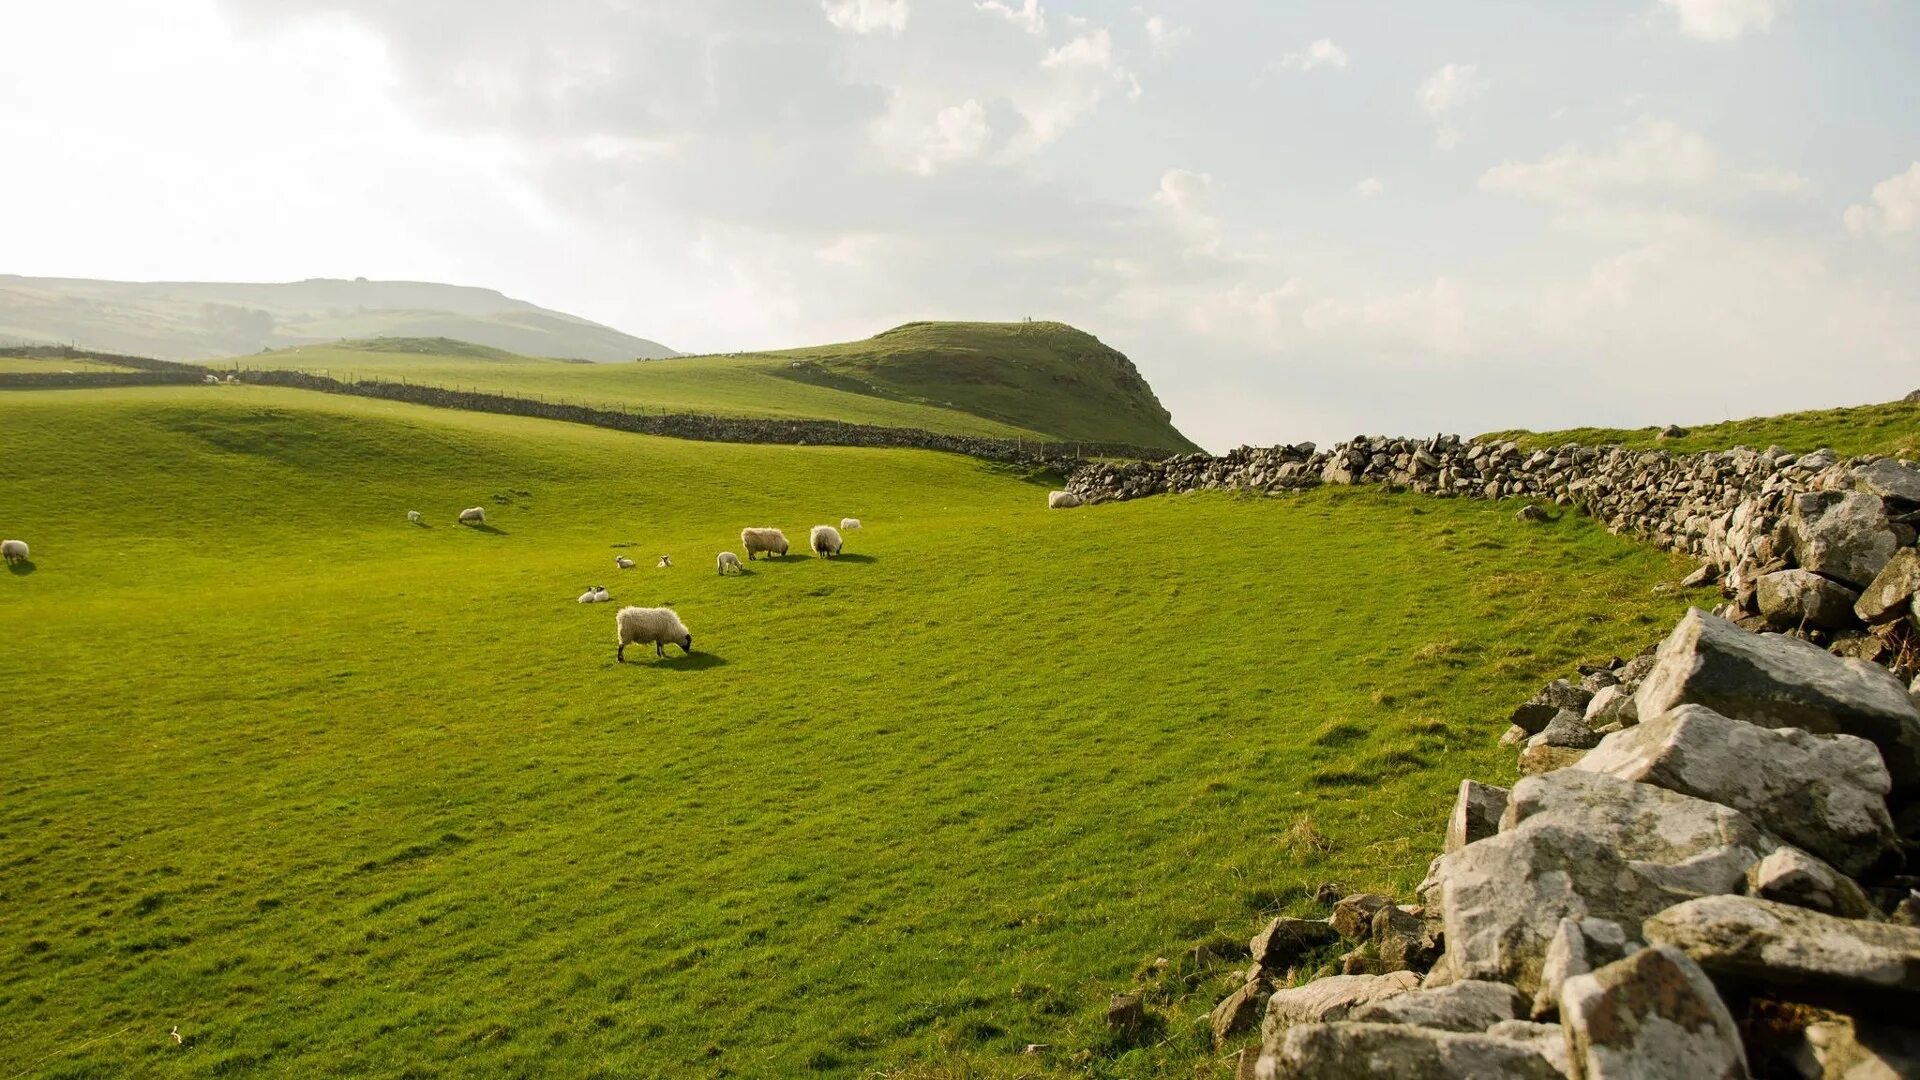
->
[810,524,843,558]
[716,551,743,575]
[1048,490,1084,509]
[577,585,611,604]
[2,539,27,565]
[458,506,487,526]
[841,517,862,531]
[203,374,220,385]
[406,510,423,524]
[615,556,635,570]
[615,605,693,661]
[740,527,789,560]
[657,555,672,568]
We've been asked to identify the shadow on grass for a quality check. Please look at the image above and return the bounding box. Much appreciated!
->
[826,553,878,564]
[7,559,35,576]
[623,651,728,671]
[463,523,508,536]
[411,520,432,528]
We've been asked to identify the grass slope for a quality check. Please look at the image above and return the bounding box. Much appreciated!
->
[1,387,1705,1079]
[1482,397,1920,459]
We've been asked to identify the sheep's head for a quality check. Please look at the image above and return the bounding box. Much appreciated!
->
[679,634,693,653]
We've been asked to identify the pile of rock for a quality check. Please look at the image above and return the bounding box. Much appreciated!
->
[1227,607,1920,1078]
[1069,439,1920,679]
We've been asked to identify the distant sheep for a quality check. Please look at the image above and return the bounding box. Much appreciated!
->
[1048,491,1084,509]
[2,539,27,565]
[406,510,423,524]
[458,506,487,526]
[616,605,693,662]
[615,556,635,570]
[841,517,862,531]
[577,585,611,604]
[716,551,743,575]
[657,555,672,568]
[810,524,843,558]
[741,527,789,560]
[203,374,220,385]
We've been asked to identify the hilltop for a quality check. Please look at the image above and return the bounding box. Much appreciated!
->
[0,275,676,362]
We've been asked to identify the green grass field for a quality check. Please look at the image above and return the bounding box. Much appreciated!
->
[0,355,143,374]
[1482,397,1920,459]
[1,386,1705,1079]
[212,322,1198,452]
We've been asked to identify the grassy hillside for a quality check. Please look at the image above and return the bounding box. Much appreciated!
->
[0,275,676,362]
[1481,396,1920,459]
[0,386,1704,1078]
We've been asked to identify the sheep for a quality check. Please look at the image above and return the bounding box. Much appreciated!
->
[577,585,611,604]
[203,374,220,385]
[657,555,672,568]
[716,551,743,575]
[615,556,635,570]
[1048,490,1084,509]
[2,539,27,565]
[810,524,843,558]
[615,605,692,661]
[841,517,862,531]
[458,506,487,526]
[740,527,789,560]
[406,510,423,524]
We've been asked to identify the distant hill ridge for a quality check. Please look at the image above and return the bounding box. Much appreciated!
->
[0,275,676,362]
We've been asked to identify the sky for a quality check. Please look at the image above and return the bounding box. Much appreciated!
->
[2,0,1917,451]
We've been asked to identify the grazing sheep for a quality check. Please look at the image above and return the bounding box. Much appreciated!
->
[615,605,693,661]
[458,506,487,526]
[840,517,862,531]
[577,585,611,604]
[406,510,423,524]
[740,527,789,560]
[716,551,743,575]
[1048,490,1084,509]
[615,556,635,570]
[657,555,672,568]
[203,374,220,385]
[2,539,27,565]
[810,524,844,558]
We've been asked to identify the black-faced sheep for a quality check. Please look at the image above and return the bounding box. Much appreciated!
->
[616,605,692,661]
[657,556,672,568]
[741,528,788,560]
[810,524,843,558]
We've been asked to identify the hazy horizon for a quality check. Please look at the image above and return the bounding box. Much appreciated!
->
[4,0,1917,450]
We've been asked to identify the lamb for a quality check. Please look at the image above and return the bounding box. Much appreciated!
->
[2,539,27,565]
[740,527,789,560]
[841,517,862,531]
[657,555,672,568]
[458,506,487,526]
[577,585,611,604]
[615,556,635,570]
[1048,490,1084,509]
[716,551,743,575]
[810,524,843,558]
[615,605,693,661]
[406,510,423,524]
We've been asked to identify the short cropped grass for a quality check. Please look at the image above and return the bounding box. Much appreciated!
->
[1483,397,1920,459]
[0,387,1704,1078]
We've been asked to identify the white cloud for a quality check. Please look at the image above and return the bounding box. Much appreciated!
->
[1480,119,1809,205]
[1844,162,1920,238]
[1355,177,1383,198]
[909,99,992,174]
[1153,167,1212,217]
[1659,0,1781,41]
[1418,63,1485,150]
[1143,15,1188,54]
[1018,28,1140,148]
[822,0,909,35]
[1281,39,1349,72]
[975,0,1045,35]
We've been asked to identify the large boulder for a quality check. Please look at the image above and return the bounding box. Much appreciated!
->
[1348,978,1525,1032]
[1852,458,1920,505]
[1757,569,1862,629]
[1855,548,1920,625]
[1444,780,1508,854]
[1560,945,1749,1080]
[1437,770,1771,996]
[1531,916,1639,1021]
[1645,895,1920,999]
[1788,491,1898,588]
[1261,1023,1565,1080]
[1633,608,1920,793]
[1574,704,1897,876]
[1259,971,1422,1040]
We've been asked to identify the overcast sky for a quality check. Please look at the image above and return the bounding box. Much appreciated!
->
[3,1,1917,449]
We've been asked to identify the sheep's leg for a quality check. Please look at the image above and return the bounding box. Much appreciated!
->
[616,643,625,663]
[655,642,665,658]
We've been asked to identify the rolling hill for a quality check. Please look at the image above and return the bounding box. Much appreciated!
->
[1479,395,1920,459]
[0,382,1698,1078]
[0,275,676,362]
[217,321,1200,452]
